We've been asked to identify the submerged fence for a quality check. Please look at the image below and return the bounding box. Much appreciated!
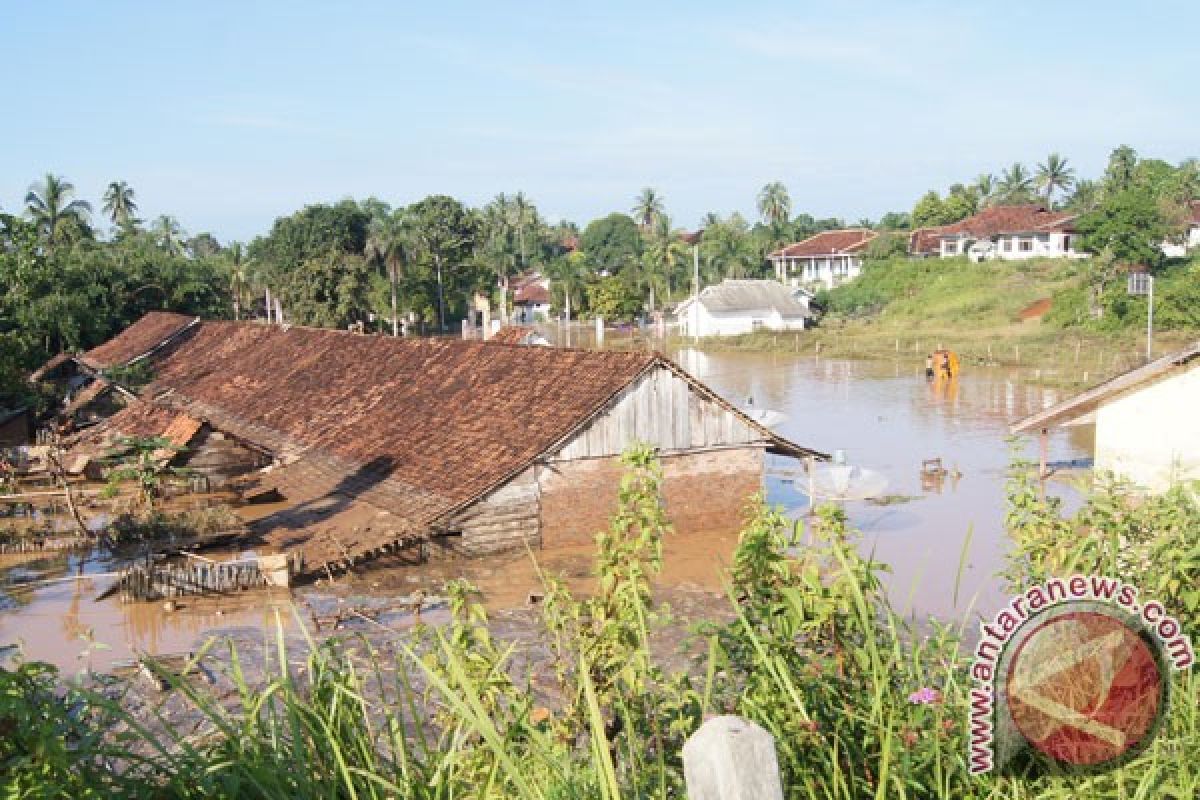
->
[117,553,292,601]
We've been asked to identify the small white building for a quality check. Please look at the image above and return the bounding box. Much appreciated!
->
[676,279,812,337]
[1012,342,1200,493]
[769,230,876,290]
[1161,200,1200,258]
[937,205,1088,261]
[510,272,552,323]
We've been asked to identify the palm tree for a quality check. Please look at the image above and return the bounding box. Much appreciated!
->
[756,181,791,227]
[1065,179,1101,213]
[1104,145,1138,193]
[974,173,997,207]
[545,253,584,323]
[631,188,665,231]
[101,180,138,227]
[365,213,410,336]
[512,191,534,268]
[1036,153,1075,207]
[25,173,92,243]
[224,242,254,320]
[151,215,186,256]
[997,163,1035,204]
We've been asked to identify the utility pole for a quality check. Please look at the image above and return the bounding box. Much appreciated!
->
[692,243,700,343]
[1146,274,1154,361]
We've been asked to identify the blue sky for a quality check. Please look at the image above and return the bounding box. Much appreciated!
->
[2,1,1197,241]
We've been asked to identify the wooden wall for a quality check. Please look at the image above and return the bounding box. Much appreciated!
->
[442,466,540,555]
[554,365,762,460]
[178,428,271,488]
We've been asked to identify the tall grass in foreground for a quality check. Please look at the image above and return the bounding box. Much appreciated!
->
[1,448,1197,798]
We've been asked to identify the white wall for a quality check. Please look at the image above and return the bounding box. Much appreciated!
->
[1161,225,1200,258]
[678,305,806,337]
[1093,366,1200,492]
[775,256,862,290]
[943,233,1087,261]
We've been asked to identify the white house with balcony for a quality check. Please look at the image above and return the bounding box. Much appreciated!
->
[676,279,812,337]
[769,229,876,289]
[936,205,1088,262]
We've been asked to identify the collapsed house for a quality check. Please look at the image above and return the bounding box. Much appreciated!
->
[35,313,826,575]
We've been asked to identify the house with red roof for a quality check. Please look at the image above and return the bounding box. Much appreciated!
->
[934,205,1086,261]
[768,229,876,289]
[1161,200,1200,258]
[510,271,553,322]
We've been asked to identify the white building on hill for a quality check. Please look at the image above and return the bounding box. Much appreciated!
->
[768,230,876,289]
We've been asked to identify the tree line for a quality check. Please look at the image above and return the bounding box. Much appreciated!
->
[4,144,1199,410]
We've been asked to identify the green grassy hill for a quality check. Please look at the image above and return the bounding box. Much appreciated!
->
[696,254,1200,387]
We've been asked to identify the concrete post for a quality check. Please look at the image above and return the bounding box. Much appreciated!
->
[682,715,784,800]
[595,316,604,345]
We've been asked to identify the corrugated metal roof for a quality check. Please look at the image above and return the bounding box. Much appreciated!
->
[1011,341,1200,433]
[682,280,812,318]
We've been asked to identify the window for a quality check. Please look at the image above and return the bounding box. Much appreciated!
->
[1062,235,1073,251]
[1019,238,1034,252]
[752,319,765,330]
[1002,238,1013,252]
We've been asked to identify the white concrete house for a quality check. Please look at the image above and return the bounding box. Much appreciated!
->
[769,230,876,290]
[1161,201,1200,257]
[510,272,552,322]
[1013,342,1200,493]
[937,205,1088,262]
[676,280,812,337]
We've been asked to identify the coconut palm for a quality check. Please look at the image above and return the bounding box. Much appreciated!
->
[223,242,255,320]
[1066,179,1101,213]
[151,215,186,256]
[997,163,1035,204]
[756,181,791,227]
[25,173,92,243]
[101,180,138,227]
[1036,153,1075,207]
[974,173,997,207]
[631,188,665,232]
[365,213,411,336]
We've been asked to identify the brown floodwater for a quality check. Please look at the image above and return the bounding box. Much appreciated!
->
[1,347,1089,673]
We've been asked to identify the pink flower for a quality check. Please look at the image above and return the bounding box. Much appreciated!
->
[907,687,941,705]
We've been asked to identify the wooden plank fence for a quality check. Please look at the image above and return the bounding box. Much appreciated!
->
[117,553,294,601]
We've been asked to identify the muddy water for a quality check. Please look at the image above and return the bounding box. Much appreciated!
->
[1,348,1088,673]
[672,349,1090,624]
[0,548,296,674]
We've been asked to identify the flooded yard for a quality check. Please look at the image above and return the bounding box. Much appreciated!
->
[673,349,1090,624]
[1,348,1090,673]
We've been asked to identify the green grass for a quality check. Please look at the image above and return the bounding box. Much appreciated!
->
[1,449,1198,798]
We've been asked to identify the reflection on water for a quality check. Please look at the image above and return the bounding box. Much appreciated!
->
[674,349,1091,624]
[0,549,295,674]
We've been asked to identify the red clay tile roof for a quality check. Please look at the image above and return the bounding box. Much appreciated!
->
[79,314,822,569]
[489,326,537,345]
[937,205,1076,239]
[514,283,552,305]
[80,312,197,369]
[29,352,74,383]
[1190,200,1200,225]
[770,229,876,258]
[908,226,948,255]
[60,378,114,419]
